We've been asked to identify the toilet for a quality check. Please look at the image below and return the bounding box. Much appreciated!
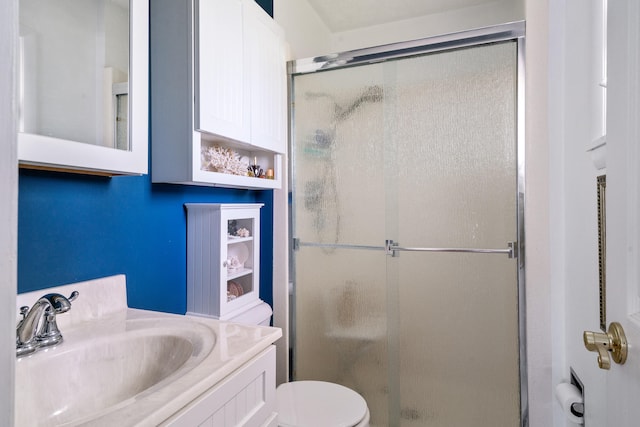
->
[229,302,371,427]
[277,380,370,427]
[227,300,273,326]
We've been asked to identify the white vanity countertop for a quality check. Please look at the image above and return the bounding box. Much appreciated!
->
[99,309,280,426]
[15,275,282,426]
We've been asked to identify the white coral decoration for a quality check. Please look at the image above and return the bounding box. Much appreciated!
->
[236,227,250,238]
[201,146,248,176]
[226,256,242,270]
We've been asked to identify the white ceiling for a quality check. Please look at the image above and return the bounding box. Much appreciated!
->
[305,0,503,32]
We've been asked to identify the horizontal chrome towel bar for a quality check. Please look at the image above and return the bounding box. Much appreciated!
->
[386,240,517,258]
[293,239,517,259]
[293,239,385,252]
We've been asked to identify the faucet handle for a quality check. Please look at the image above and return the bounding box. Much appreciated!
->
[16,306,30,331]
[65,291,79,308]
[36,291,78,348]
[19,306,29,320]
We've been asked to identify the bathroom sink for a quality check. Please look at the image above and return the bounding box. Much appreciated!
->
[15,275,282,426]
[16,317,216,426]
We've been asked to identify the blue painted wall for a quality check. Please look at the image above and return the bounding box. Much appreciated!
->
[18,169,274,314]
[254,0,273,16]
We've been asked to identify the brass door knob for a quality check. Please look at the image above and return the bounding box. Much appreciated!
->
[583,322,628,370]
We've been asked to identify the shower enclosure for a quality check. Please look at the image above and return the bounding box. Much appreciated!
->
[289,23,526,427]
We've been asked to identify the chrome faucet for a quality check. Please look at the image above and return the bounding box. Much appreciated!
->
[16,291,79,357]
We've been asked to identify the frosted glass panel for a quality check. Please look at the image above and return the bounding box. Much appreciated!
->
[292,41,519,426]
[387,44,519,426]
[293,65,386,248]
[294,248,390,425]
[387,44,517,248]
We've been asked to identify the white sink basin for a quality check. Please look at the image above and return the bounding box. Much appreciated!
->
[16,318,215,426]
[15,275,282,427]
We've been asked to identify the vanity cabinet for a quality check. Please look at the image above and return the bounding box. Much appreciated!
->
[151,0,286,189]
[161,346,277,426]
[185,203,264,320]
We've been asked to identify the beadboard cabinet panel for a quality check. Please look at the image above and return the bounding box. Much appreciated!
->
[195,0,250,142]
[185,203,264,320]
[160,346,278,427]
[246,3,287,153]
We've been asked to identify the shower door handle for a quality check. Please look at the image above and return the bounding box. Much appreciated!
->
[385,240,517,258]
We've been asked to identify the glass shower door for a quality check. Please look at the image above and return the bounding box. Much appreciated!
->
[292,61,391,422]
[291,40,521,427]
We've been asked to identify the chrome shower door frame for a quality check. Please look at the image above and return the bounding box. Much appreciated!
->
[288,20,527,427]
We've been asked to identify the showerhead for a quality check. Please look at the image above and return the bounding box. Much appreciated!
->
[303,85,384,123]
[362,85,384,101]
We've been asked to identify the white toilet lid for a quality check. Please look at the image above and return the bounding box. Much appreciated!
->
[277,381,368,427]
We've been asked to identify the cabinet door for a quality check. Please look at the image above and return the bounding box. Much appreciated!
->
[245,1,287,154]
[195,0,250,143]
[185,203,262,318]
[160,346,277,426]
[221,208,261,317]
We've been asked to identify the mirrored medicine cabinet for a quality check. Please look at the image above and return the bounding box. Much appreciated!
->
[18,0,148,175]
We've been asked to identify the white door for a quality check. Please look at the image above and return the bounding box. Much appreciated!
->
[598,1,640,425]
[1,0,17,423]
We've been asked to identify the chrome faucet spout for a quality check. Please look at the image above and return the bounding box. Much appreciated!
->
[16,301,49,351]
[42,291,78,314]
[16,291,79,357]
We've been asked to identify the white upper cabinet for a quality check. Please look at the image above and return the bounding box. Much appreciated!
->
[195,0,250,143]
[245,2,287,153]
[151,0,286,189]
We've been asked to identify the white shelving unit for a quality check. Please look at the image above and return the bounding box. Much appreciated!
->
[185,203,264,320]
[150,0,286,189]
